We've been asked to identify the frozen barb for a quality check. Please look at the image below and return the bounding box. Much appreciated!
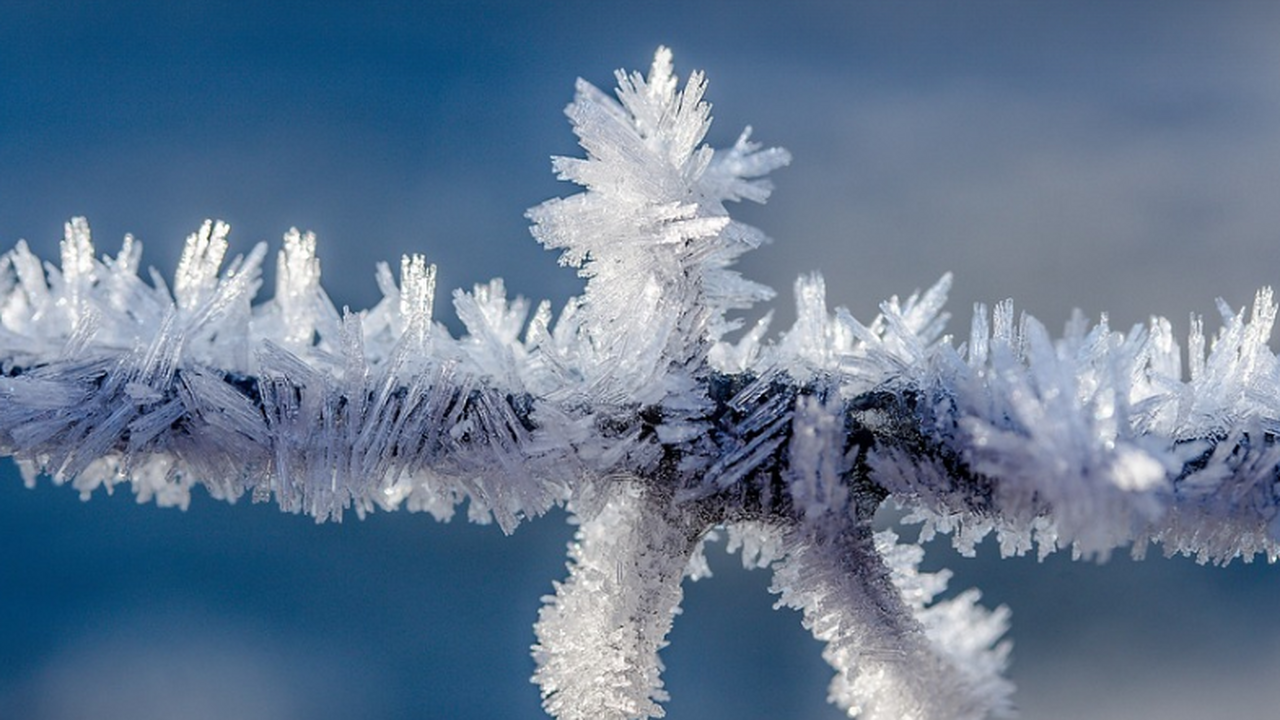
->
[2,47,1277,720]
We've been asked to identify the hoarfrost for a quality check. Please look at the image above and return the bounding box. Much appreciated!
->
[1,46,1278,719]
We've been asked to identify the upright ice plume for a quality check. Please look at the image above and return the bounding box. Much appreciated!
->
[526,46,788,404]
[2,47,1279,719]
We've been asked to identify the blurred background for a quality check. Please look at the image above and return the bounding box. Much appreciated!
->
[4,2,1280,718]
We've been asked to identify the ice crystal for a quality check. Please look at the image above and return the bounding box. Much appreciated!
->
[3,47,1279,719]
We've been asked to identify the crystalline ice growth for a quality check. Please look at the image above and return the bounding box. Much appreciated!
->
[532,482,703,720]
[8,44,1280,720]
[770,524,1012,720]
[527,45,789,401]
[860,282,1280,565]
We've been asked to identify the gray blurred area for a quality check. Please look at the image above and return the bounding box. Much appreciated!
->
[4,2,1280,718]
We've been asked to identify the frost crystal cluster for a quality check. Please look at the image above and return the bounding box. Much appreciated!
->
[2,48,1279,719]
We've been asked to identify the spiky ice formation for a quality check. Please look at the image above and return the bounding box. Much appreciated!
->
[3,47,1280,720]
[0,218,565,528]
[768,525,1013,720]
[532,482,700,720]
[527,46,788,401]
[850,285,1280,564]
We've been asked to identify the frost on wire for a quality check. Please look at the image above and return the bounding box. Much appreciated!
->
[2,47,1279,720]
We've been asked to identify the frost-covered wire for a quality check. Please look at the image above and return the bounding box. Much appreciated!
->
[2,47,1279,720]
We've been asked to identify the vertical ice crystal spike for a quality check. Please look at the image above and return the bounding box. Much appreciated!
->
[276,227,322,348]
[101,233,144,318]
[613,46,711,172]
[174,219,230,312]
[782,273,836,370]
[59,217,95,327]
[6,240,51,332]
[398,253,435,337]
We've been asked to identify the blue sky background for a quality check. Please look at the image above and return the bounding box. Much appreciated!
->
[5,2,1280,718]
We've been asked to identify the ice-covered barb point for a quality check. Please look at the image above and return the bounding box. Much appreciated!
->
[3,46,1280,720]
